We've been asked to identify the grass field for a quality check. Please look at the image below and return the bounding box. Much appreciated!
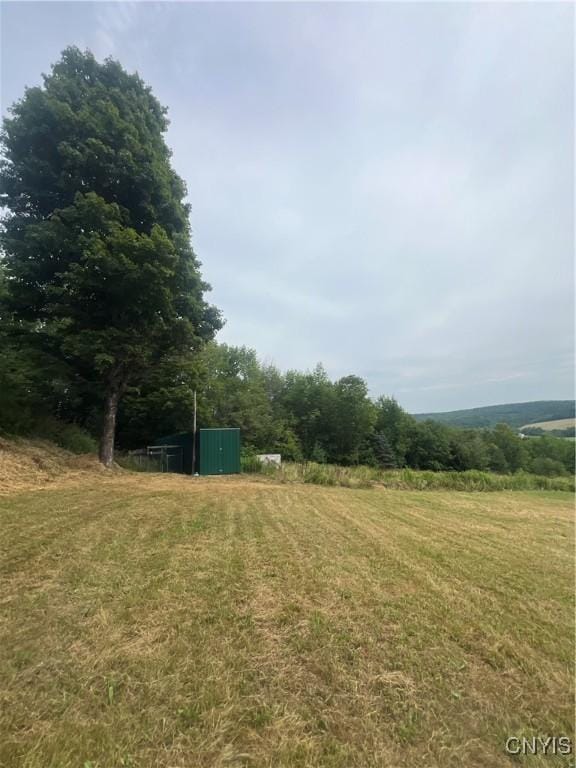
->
[521,418,576,431]
[0,469,574,768]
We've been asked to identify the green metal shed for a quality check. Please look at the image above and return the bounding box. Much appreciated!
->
[199,428,241,476]
[154,428,240,476]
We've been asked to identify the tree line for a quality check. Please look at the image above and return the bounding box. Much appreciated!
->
[116,343,573,477]
[2,328,574,477]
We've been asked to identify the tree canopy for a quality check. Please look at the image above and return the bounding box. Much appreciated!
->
[0,47,221,465]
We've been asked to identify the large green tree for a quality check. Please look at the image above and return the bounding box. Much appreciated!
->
[0,47,221,465]
[329,375,376,465]
[280,365,334,460]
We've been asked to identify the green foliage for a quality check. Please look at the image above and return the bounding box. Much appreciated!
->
[3,310,573,477]
[448,431,490,471]
[240,451,264,474]
[371,433,396,469]
[116,352,206,448]
[280,365,334,460]
[529,457,568,477]
[199,343,283,448]
[310,442,328,464]
[10,417,97,454]
[0,266,91,438]
[0,47,221,462]
[240,449,279,476]
[1,47,183,232]
[330,376,376,464]
[373,397,412,465]
[249,462,574,492]
[405,420,452,471]
[4,192,207,377]
[491,423,526,472]
[523,435,574,476]
[38,421,97,454]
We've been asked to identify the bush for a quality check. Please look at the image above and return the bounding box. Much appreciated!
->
[245,461,574,493]
[34,419,98,454]
[241,449,279,475]
[530,457,568,477]
[0,412,98,455]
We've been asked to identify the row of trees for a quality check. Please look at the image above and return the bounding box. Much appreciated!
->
[117,343,575,476]
[3,334,572,476]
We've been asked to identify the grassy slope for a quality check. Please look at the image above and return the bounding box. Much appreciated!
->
[413,400,575,429]
[0,472,573,768]
[0,436,106,493]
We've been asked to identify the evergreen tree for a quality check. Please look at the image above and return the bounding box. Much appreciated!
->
[372,432,396,469]
[374,396,412,466]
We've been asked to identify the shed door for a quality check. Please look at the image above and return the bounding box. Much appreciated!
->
[220,430,240,474]
[199,430,222,475]
[199,430,240,475]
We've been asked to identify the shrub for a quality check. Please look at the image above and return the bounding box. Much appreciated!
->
[31,418,97,454]
[530,457,568,477]
[241,450,279,475]
[246,461,574,493]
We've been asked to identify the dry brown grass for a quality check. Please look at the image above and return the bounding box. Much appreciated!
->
[521,418,575,431]
[0,458,574,767]
[0,436,108,494]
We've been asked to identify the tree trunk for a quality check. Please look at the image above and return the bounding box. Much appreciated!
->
[99,385,120,468]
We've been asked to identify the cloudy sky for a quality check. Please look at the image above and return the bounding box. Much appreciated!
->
[1,2,573,412]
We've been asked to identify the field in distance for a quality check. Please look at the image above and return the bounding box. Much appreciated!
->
[0,465,573,768]
[521,417,576,431]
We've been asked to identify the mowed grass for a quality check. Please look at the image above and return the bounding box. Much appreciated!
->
[0,474,574,768]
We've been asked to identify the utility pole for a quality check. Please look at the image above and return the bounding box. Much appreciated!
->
[192,389,197,475]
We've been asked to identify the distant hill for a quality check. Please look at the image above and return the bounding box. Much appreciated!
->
[413,400,575,430]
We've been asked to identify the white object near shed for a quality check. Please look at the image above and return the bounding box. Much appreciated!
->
[256,453,282,467]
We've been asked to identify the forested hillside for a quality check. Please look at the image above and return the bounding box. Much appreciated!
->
[414,400,575,429]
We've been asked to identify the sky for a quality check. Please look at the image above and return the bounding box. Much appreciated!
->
[1,1,574,413]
